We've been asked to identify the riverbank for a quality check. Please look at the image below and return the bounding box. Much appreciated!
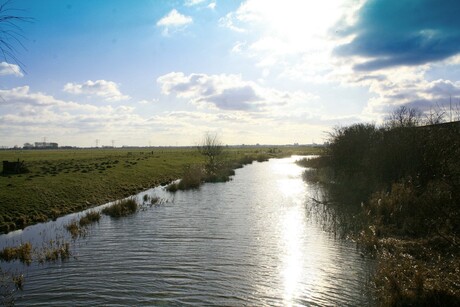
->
[298,122,460,305]
[0,146,320,234]
[1,155,372,306]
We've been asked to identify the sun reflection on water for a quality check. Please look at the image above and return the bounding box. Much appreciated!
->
[274,157,331,306]
[281,207,304,306]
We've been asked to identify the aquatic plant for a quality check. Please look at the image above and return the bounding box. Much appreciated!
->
[65,211,101,238]
[102,198,138,217]
[150,196,160,205]
[1,268,24,306]
[79,211,101,227]
[0,242,32,265]
[38,240,71,263]
[65,220,82,239]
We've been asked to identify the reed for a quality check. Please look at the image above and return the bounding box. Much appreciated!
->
[0,242,32,265]
[79,211,101,227]
[102,198,138,217]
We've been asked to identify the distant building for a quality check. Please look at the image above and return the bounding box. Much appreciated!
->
[23,143,34,149]
[34,142,58,149]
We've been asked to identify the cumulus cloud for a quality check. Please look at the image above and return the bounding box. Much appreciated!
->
[334,0,460,71]
[156,9,192,35]
[0,86,153,146]
[157,72,317,112]
[0,86,64,106]
[63,80,130,102]
[158,72,258,110]
[0,62,23,77]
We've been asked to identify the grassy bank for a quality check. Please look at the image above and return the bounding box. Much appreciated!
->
[300,122,460,305]
[0,146,319,234]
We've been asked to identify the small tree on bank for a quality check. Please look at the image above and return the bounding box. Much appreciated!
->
[198,133,223,174]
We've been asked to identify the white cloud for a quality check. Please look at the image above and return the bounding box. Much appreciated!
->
[219,0,352,83]
[63,80,130,102]
[157,72,317,112]
[0,85,331,147]
[156,9,193,36]
[219,13,246,33]
[184,0,216,9]
[138,98,159,104]
[185,0,206,6]
[0,86,154,147]
[0,86,65,106]
[0,62,23,77]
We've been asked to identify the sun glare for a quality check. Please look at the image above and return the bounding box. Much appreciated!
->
[246,0,345,46]
[281,207,304,306]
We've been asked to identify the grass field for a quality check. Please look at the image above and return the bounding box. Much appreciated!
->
[0,146,320,234]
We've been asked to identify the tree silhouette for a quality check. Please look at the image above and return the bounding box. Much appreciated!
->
[0,0,31,72]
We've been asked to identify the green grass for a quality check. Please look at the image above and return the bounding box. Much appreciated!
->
[0,146,320,233]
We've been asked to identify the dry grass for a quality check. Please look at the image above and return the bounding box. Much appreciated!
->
[0,242,32,265]
[102,198,138,217]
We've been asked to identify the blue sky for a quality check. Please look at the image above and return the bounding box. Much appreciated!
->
[1,0,460,147]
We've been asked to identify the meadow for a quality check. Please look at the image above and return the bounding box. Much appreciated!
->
[0,146,319,234]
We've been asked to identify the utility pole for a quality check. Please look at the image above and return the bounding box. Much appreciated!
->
[95,139,99,148]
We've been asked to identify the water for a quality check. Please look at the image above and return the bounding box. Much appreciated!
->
[1,156,373,306]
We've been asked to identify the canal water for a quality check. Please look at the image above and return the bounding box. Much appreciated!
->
[1,156,373,306]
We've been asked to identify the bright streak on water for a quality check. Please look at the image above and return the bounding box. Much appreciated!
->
[0,156,373,306]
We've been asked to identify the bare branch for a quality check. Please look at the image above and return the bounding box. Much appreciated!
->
[0,0,32,73]
[385,106,422,128]
[197,132,224,172]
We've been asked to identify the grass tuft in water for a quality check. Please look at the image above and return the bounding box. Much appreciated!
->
[102,198,138,217]
[65,210,101,238]
[0,242,32,265]
[65,220,81,239]
[79,211,101,227]
[38,241,71,263]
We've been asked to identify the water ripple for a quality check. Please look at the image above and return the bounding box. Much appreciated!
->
[2,156,373,306]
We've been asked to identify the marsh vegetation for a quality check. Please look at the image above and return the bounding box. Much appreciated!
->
[299,109,460,305]
[65,210,101,239]
[102,198,138,218]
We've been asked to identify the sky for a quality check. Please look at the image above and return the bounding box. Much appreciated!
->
[1,0,460,147]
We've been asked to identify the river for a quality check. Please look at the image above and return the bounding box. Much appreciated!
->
[1,156,373,306]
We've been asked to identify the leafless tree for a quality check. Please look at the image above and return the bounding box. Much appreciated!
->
[450,99,460,122]
[424,103,446,125]
[0,0,31,72]
[197,132,224,173]
[385,106,422,128]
